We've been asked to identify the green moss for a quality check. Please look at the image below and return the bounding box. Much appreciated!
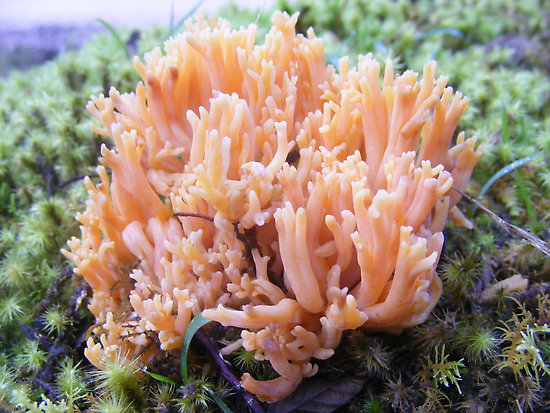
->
[92,352,146,409]
[41,306,70,336]
[56,358,88,406]
[456,324,499,365]
[0,23,168,411]
[14,340,47,374]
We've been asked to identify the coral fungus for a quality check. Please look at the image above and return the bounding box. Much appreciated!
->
[63,11,481,401]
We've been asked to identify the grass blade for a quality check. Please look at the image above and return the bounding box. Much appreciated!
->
[478,153,542,201]
[181,313,212,381]
[169,0,175,36]
[144,370,178,386]
[475,107,541,220]
[255,0,269,25]
[96,19,129,58]
[209,390,234,413]
[170,0,205,37]
[514,116,537,224]
[514,168,537,224]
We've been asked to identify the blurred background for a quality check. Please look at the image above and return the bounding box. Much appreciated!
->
[0,0,271,76]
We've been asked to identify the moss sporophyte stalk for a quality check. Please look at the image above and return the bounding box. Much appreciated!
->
[2,0,550,411]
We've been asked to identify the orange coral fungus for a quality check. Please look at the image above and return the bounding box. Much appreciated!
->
[63,12,481,402]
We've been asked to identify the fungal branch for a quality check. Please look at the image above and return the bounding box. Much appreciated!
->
[62,11,481,402]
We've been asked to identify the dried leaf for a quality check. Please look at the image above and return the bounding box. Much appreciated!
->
[267,376,366,413]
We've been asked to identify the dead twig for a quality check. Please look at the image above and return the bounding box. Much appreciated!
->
[195,328,265,413]
[453,187,550,257]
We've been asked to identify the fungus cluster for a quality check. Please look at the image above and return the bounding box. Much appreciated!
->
[63,12,481,401]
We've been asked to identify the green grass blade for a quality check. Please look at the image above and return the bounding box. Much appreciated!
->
[478,154,542,200]
[181,313,212,381]
[144,370,178,386]
[169,0,175,36]
[255,0,269,25]
[473,153,541,216]
[170,0,205,37]
[478,109,539,222]
[209,389,234,413]
[96,19,129,58]
[514,169,537,223]
[514,115,537,224]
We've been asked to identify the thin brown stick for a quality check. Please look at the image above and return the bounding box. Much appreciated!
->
[173,212,215,221]
[453,186,550,256]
